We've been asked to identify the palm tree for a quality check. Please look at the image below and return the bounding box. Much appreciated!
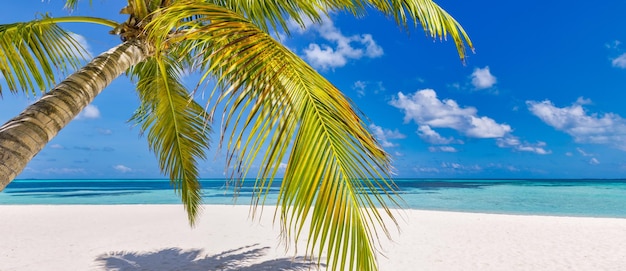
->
[0,1,472,270]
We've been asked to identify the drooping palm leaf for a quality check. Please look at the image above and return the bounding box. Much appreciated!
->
[128,56,211,225]
[207,0,360,35]
[0,16,88,95]
[0,0,472,270]
[366,0,473,61]
[145,3,401,270]
[210,0,472,60]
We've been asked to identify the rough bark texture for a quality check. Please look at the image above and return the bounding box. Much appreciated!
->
[0,41,149,188]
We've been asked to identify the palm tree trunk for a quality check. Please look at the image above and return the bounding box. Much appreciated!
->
[0,40,150,188]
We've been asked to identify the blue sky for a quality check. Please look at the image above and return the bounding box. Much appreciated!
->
[2,1,626,179]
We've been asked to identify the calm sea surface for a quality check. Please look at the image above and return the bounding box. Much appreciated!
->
[2,179,626,218]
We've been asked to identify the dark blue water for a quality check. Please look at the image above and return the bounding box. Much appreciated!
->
[2,179,626,218]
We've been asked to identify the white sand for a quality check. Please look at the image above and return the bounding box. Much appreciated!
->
[1,205,626,270]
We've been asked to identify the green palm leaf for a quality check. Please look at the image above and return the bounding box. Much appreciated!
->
[210,0,472,60]
[207,0,356,35]
[129,56,212,225]
[0,1,474,271]
[0,16,88,95]
[145,3,401,270]
[63,0,84,10]
[367,0,473,61]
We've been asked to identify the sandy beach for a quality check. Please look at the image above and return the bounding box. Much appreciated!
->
[2,205,626,270]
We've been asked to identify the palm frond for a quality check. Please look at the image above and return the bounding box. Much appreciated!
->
[146,3,400,270]
[63,0,83,10]
[365,0,473,61]
[129,56,211,225]
[0,16,89,95]
[208,0,367,36]
[209,0,471,60]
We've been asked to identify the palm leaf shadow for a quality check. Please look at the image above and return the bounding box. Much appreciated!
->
[95,243,324,270]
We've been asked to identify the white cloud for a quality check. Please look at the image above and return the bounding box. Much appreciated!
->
[576,147,593,157]
[607,40,625,68]
[471,66,497,89]
[612,53,626,68]
[369,124,406,148]
[76,104,100,119]
[113,164,132,173]
[361,34,384,57]
[303,44,348,69]
[575,97,592,105]
[496,136,551,155]
[466,116,510,138]
[428,146,458,152]
[293,17,383,70]
[389,89,511,139]
[573,148,600,165]
[527,98,626,150]
[353,81,367,97]
[352,80,385,97]
[418,125,460,144]
[606,40,622,49]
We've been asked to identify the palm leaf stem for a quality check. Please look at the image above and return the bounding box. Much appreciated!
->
[3,16,119,30]
[42,16,119,29]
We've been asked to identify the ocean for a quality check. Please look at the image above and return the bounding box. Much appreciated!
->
[2,178,626,218]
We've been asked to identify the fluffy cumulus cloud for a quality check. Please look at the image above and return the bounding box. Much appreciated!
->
[496,136,551,155]
[527,98,626,150]
[417,125,460,144]
[76,104,100,120]
[389,89,511,139]
[369,124,406,148]
[471,66,497,89]
[289,16,383,70]
[612,53,626,68]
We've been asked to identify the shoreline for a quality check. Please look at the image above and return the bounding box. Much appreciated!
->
[4,202,626,220]
[2,204,626,270]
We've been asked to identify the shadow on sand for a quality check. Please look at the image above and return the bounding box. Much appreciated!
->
[95,243,323,271]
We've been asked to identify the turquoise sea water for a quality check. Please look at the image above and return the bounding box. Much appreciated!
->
[2,179,626,218]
